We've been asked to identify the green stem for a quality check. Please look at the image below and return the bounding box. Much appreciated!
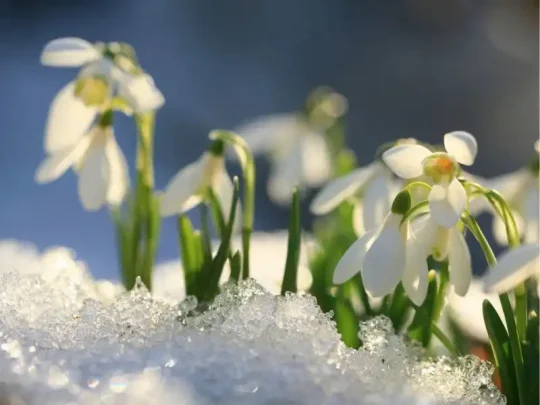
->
[209,130,256,280]
[431,322,462,356]
[432,261,449,322]
[462,211,526,405]
[401,201,429,225]
[404,181,432,194]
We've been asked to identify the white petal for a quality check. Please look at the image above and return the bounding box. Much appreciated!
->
[444,131,477,165]
[492,210,525,246]
[45,81,98,154]
[333,229,378,284]
[119,73,165,113]
[483,244,540,294]
[488,169,529,201]
[300,134,332,186]
[104,132,129,206]
[160,158,205,217]
[410,214,439,256]
[448,227,472,296]
[362,214,406,297]
[35,135,92,183]
[382,144,432,179]
[352,202,365,236]
[310,163,379,215]
[523,186,539,223]
[78,130,109,211]
[267,143,303,205]
[40,37,100,67]
[403,227,430,306]
[233,114,305,156]
[428,178,467,228]
[212,169,242,233]
[362,174,395,231]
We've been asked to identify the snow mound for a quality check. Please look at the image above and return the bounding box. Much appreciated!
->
[0,242,505,405]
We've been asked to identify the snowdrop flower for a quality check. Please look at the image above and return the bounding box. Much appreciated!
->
[35,113,129,211]
[333,191,430,305]
[483,244,540,295]
[41,38,164,154]
[234,89,347,205]
[407,213,472,303]
[383,131,478,228]
[484,145,539,245]
[160,140,237,219]
[153,231,314,301]
[447,279,507,342]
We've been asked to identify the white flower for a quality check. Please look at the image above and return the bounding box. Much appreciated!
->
[310,161,400,235]
[407,214,472,302]
[152,231,314,301]
[234,113,332,205]
[41,38,164,155]
[160,141,237,218]
[333,212,430,305]
[35,123,129,211]
[383,131,478,228]
[446,279,507,342]
[482,244,540,295]
[486,165,539,245]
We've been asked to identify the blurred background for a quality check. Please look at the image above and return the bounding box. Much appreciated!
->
[0,0,537,279]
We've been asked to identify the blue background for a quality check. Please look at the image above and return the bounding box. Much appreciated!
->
[0,0,537,279]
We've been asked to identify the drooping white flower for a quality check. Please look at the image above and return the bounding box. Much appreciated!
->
[310,161,401,235]
[333,200,430,306]
[406,213,473,303]
[235,113,333,205]
[482,244,540,295]
[35,120,129,211]
[383,131,478,228]
[160,140,238,220]
[152,231,314,301]
[446,279,507,343]
[41,38,164,155]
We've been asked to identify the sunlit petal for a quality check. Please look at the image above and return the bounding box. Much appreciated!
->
[403,226,430,306]
[352,202,365,236]
[119,73,165,113]
[492,210,525,246]
[104,131,129,206]
[488,169,529,202]
[448,227,472,296]
[41,37,100,67]
[483,244,540,294]
[382,144,432,179]
[444,131,477,165]
[362,214,406,297]
[428,178,467,228]
[362,174,395,231]
[212,168,242,233]
[160,159,205,217]
[78,131,109,211]
[301,133,332,186]
[45,81,98,154]
[35,135,92,183]
[333,229,377,284]
[310,163,379,215]
[267,142,303,205]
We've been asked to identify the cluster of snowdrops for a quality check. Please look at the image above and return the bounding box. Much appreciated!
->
[35,38,538,405]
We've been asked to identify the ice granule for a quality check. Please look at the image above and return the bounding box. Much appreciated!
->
[0,242,505,405]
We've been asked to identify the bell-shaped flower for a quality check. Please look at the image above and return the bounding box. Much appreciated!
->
[332,191,431,305]
[407,213,472,303]
[234,113,333,205]
[160,140,238,221]
[41,38,164,155]
[310,161,401,235]
[383,131,478,228]
[35,117,129,211]
[482,244,540,295]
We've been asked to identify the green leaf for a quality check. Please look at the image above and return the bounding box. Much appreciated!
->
[407,271,437,347]
[281,187,301,295]
[177,215,200,297]
[205,177,240,300]
[111,207,135,290]
[483,300,518,405]
[229,250,242,282]
[207,188,226,238]
[387,283,412,332]
[334,297,361,349]
[524,312,539,405]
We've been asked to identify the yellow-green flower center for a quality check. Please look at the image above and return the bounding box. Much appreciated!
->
[74,76,110,107]
[423,153,458,184]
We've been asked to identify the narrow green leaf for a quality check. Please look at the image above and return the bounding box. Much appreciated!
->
[111,207,135,290]
[199,204,214,265]
[388,283,412,332]
[524,312,539,405]
[483,299,518,405]
[229,250,242,282]
[334,297,361,349]
[207,188,226,238]
[177,215,199,297]
[192,230,205,271]
[281,187,301,295]
[408,271,437,347]
[205,177,240,300]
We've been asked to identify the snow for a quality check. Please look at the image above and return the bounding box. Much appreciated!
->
[0,240,505,405]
